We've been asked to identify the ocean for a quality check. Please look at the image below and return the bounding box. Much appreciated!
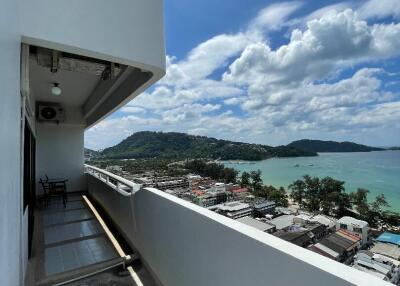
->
[223,150,400,211]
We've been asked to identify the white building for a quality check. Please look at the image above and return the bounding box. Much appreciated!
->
[336,216,369,246]
[215,201,253,219]
[353,250,400,284]
[0,1,393,285]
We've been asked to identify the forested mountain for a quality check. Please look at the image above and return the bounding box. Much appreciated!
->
[99,131,317,160]
[388,146,400,151]
[84,148,100,159]
[288,139,384,153]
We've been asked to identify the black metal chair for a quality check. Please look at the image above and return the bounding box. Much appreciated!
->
[40,175,68,208]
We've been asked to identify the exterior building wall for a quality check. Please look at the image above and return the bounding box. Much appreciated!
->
[0,1,22,285]
[0,1,165,285]
[336,220,368,246]
[36,123,86,193]
[18,0,165,73]
[87,175,390,286]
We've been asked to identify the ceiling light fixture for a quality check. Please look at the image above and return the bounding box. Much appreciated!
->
[51,82,62,96]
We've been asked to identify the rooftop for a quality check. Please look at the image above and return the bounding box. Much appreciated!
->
[216,201,251,212]
[236,216,275,232]
[316,230,361,256]
[269,215,295,230]
[230,188,250,194]
[377,232,400,246]
[370,242,400,260]
[252,200,276,208]
[311,215,336,228]
[337,216,368,228]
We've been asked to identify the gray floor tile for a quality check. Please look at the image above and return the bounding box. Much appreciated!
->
[44,200,84,213]
[44,220,103,245]
[43,209,93,226]
[45,237,118,276]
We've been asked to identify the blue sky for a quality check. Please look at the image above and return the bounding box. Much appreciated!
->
[85,0,400,150]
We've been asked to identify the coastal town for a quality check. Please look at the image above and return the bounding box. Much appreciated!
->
[92,158,400,285]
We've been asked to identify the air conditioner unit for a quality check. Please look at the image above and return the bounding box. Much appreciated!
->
[37,102,65,123]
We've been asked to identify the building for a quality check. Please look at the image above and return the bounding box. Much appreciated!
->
[0,1,393,285]
[155,178,189,191]
[310,229,361,262]
[353,250,400,284]
[275,230,313,247]
[336,216,369,246]
[196,191,228,207]
[251,200,276,217]
[293,214,313,226]
[269,215,295,230]
[376,232,400,246]
[214,201,253,219]
[236,216,276,233]
[370,242,400,261]
[305,223,327,241]
[308,244,341,260]
[213,182,226,192]
[310,215,337,230]
[229,187,251,199]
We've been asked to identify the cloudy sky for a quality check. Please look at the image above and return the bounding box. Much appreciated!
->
[85,0,400,150]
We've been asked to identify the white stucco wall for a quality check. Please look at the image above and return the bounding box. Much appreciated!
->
[18,0,165,76]
[37,124,86,194]
[0,0,22,285]
[87,175,391,286]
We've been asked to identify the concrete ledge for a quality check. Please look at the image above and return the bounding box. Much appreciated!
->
[88,174,391,286]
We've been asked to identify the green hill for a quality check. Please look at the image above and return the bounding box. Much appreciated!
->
[388,146,400,151]
[288,139,384,153]
[99,131,317,160]
[84,148,100,159]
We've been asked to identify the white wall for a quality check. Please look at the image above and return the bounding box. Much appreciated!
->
[18,0,165,76]
[37,123,86,193]
[17,0,166,129]
[0,0,22,285]
[87,176,391,286]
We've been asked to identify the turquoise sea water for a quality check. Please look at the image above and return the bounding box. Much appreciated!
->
[223,151,400,211]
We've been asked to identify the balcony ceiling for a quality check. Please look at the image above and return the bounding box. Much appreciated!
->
[30,58,100,107]
[27,45,153,128]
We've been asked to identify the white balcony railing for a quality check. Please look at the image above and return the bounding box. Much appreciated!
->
[84,164,141,196]
[85,165,392,286]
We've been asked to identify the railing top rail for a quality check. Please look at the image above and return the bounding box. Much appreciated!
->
[84,164,141,196]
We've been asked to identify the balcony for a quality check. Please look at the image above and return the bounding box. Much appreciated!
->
[82,165,392,286]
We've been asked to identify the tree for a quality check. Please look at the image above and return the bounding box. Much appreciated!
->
[240,171,251,187]
[371,194,390,213]
[350,188,370,216]
[250,170,263,192]
[319,177,345,215]
[366,194,391,226]
[220,167,238,184]
[289,180,306,208]
[269,186,289,207]
[303,175,321,212]
[254,185,288,207]
[335,192,351,217]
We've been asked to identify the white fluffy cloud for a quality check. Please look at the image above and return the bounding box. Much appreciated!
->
[358,0,400,20]
[248,1,304,34]
[224,9,400,91]
[85,4,400,150]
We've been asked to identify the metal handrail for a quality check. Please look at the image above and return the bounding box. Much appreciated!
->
[84,164,141,196]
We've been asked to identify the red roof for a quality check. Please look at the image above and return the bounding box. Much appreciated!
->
[231,188,249,194]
